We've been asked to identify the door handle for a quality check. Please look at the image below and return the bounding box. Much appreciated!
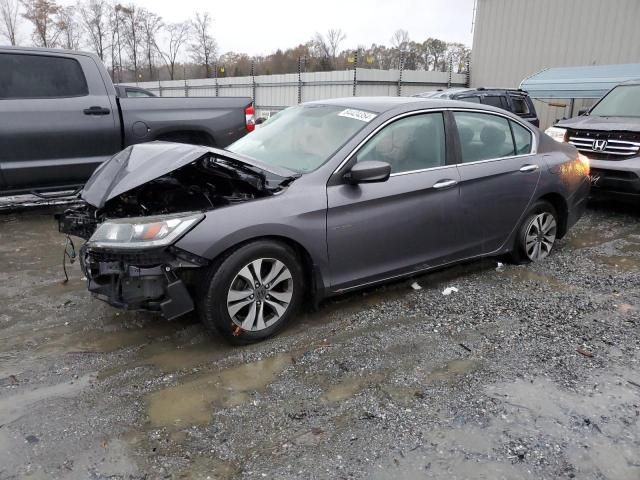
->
[83,106,111,115]
[519,164,539,173]
[433,179,458,189]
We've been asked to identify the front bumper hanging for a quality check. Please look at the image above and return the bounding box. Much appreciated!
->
[80,245,207,320]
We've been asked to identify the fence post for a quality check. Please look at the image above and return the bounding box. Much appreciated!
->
[465,59,470,87]
[297,57,303,104]
[352,50,358,97]
[214,63,219,97]
[251,60,256,106]
[447,56,453,88]
[157,76,162,97]
[397,52,404,97]
[183,66,189,97]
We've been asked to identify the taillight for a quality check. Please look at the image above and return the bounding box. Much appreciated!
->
[245,104,255,132]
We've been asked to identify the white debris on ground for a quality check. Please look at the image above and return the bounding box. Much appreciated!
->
[410,282,422,291]
[496,262,505,272]
[442,286,459,296]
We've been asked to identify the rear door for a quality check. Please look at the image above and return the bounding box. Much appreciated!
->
[451,110,541,256]
[0,51,120,192]
[326,111,463,291]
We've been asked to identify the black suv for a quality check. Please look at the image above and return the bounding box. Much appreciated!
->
[414,88,539,127]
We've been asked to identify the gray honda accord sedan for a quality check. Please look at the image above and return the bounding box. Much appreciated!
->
[59,97,590,343]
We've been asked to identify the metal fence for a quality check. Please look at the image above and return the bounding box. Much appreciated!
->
[122,68,469,114]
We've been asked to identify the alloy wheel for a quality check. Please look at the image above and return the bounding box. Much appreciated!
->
[226,258,294,331]
[524,212,557,261]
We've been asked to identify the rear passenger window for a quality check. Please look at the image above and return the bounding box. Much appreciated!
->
[481,96,508,110]
[357,112,446,174]
[510,96,530,115]
[458,96,481,104]
[0,53,88,99]
[454,112,516,163]
[511,121,532,154]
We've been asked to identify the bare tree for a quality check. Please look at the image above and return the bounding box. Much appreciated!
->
[156,21,188,80]
[0,0,20,45]
[80,0,109,60]
[326,28,345,59]
[21,0,62,47]
[390,29,410,51]
[57,6,81,50]
[313,28,346,69]
[139,8,161,79]
[189,11,216,77]
[118,3,142,77]
[109,3,125,81]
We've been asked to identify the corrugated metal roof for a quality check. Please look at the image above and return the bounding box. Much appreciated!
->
[520,64,640,99]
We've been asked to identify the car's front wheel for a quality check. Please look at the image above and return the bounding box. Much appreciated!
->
[513,200,559,263]
[199,240,304,344]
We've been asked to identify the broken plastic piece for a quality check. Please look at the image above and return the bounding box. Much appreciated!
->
[442,286,459,296]
[496,262,505,272]
[410,282,422,291]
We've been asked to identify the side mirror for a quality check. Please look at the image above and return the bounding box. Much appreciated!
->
[578,109,589,116]
[344,160,391,184]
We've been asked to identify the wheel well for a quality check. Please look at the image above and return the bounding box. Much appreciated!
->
[538,193,568,238]
[155,130,216,147]
[210,235,319,301]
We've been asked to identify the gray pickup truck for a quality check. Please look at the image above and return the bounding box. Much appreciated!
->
[0,47,254,195]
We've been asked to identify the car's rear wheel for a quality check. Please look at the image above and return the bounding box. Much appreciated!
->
[513,200,558,263]
[199,240,304,344]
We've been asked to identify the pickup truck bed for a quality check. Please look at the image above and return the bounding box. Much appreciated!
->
[0,46,253,195]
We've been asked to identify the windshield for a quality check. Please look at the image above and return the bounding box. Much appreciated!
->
[590,85,640,117]
[226,105,375,172]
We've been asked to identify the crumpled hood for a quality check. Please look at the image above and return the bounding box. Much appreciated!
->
[556,115,640,132]
[81,141,296,208]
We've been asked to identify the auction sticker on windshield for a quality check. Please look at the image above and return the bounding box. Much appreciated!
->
[338,109,377,122]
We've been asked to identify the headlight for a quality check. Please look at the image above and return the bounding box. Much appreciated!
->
[545,126,567,143]
[89,212,204,249]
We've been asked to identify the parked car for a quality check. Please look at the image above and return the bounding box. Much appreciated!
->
[59,97,590,344]
[114,84,156,98]
[0,46,255,195]
[545,79,640,198]
[414,88,540,127]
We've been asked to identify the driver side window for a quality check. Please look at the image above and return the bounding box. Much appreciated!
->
[357,112,446,174]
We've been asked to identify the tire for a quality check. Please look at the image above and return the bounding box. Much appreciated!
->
[511,200,559,263]
[198,240,304,344]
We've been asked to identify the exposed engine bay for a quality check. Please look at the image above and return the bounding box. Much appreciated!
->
[59,153,292,239]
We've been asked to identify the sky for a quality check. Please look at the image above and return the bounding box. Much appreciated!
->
[57,0,476,57]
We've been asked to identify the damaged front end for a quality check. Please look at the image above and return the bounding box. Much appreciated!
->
[58,141,298,319]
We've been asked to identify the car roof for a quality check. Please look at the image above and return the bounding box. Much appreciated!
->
[415,87,530,99]
[0,45,100,60]
[304,96,522,117]
[619,79,640,86]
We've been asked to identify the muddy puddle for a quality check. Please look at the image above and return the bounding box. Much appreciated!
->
[425,358,480,382]
[321,373,387,403]
[146,353,293,428]
[564,221,640,250]
[497,266,573,290]
[593,254,640,272]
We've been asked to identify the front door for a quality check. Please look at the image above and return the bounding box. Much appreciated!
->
[326,111,462,291]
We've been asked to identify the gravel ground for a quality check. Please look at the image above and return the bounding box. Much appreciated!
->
[0,200,639,480]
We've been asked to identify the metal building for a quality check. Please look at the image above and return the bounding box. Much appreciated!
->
[471,0,640,127]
